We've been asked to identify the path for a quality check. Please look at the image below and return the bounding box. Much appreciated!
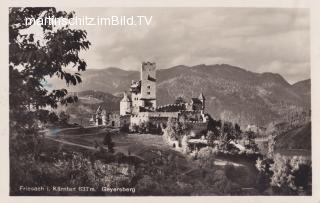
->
[45,136,97,150]
[44,136,145,160]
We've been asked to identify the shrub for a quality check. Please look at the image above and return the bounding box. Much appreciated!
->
[269,154,311,195]
[224,163,236,179]
[103,132,114,153]
[255,157,273,192]
[135,175,164,195]
[204,169,241,195]
[181,135,191,154]
[197,147,217,168]
[130,124,139,133]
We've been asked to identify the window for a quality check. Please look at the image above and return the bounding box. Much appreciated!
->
[147,85,150,89]
[147,92,150,95]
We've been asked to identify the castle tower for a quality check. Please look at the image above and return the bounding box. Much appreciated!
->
[130,80,141,114]
[140,62,157,109]
[120,92,132,116]
[198,93,206,111]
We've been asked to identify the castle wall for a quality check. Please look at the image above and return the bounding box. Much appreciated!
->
[107,112,120,127]
[130,111,180,127]
[131,92,142,114]
[120,101,131,116]
[180,110,206,122]
[156,103,186,112]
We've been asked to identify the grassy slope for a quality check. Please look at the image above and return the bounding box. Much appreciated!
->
[45,127,259,190]
[275,122,311,151]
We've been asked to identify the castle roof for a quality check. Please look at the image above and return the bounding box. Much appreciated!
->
[198,93,205,100]
[191,98,202,104]
[121,92,131,102]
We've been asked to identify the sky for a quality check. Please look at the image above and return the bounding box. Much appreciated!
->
[66,7,309,84]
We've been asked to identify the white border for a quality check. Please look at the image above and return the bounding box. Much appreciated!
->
[1,1,319,203]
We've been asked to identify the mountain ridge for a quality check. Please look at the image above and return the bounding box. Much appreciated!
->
[50,64,310,127]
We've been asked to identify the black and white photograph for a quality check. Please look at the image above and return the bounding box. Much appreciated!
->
[8,6,312,196]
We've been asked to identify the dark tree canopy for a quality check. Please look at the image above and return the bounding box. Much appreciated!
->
[9,7,91,147]
[174,96,186,104]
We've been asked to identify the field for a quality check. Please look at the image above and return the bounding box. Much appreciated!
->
[43,126,260,192]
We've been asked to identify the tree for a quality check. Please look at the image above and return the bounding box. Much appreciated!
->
[197,147,217,168]
[222,122,234,141]
[164,117,191,143]
[243,130,258,151]
[103,132,114,153]
[9,7,91,157]
[164,117,178,140]
[255,157,273,192]
[206,131,216,147]
[58,111,70,126]
[270,154,296,194]
[206,115,221,136]
[181,135,190,154]
[174,96,186,104]
[267,134,276,158]
[234,123,242,140]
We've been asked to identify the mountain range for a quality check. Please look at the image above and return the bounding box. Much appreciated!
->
[50,64,310,127]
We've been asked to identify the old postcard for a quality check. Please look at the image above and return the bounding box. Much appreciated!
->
[2,0,320,202]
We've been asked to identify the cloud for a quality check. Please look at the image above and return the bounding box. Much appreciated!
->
[70,7,309,83]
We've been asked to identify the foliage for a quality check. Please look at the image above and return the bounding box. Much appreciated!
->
[181,135,191,154]
[203,169,241,195]
[197,147,217,168]
[267,134,276,158]
[243,130,259,152]
[11,150,138,195]
[256,154,312,195]
[9,7,91,157]
[9,7,91,195]
[138,122,148,133]
[164,117,190,141]
[130,121,162,134]
[131,124,139,133]
[207,115,221,134]
[255,157,273,192]
[217,121,242,150]
[174,96,186,104]
[206,116,221,147]
[103,132,115,153]
[135,175,164,195]
[58,111,70,126]
[206,131,217,147]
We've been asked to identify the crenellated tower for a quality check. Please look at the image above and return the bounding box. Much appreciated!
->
[140,62,157,110]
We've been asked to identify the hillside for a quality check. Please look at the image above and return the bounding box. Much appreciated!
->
[64,90,121,126]
[275,122,311,151]
[50,64,310,127]
[292,79,311,106]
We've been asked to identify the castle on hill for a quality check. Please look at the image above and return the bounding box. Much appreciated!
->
[92,62,208,130]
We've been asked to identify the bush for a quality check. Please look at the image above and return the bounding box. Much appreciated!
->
[135,175,164,195]
[181,135,191,154]
[130,124,139,133]
[103,132,114,153]
[224,163,236,179]
[255,157,273,192]
[10,149,138,195]
[269,154,311,195]
[197,147,217,168]
[203,169,241,195]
